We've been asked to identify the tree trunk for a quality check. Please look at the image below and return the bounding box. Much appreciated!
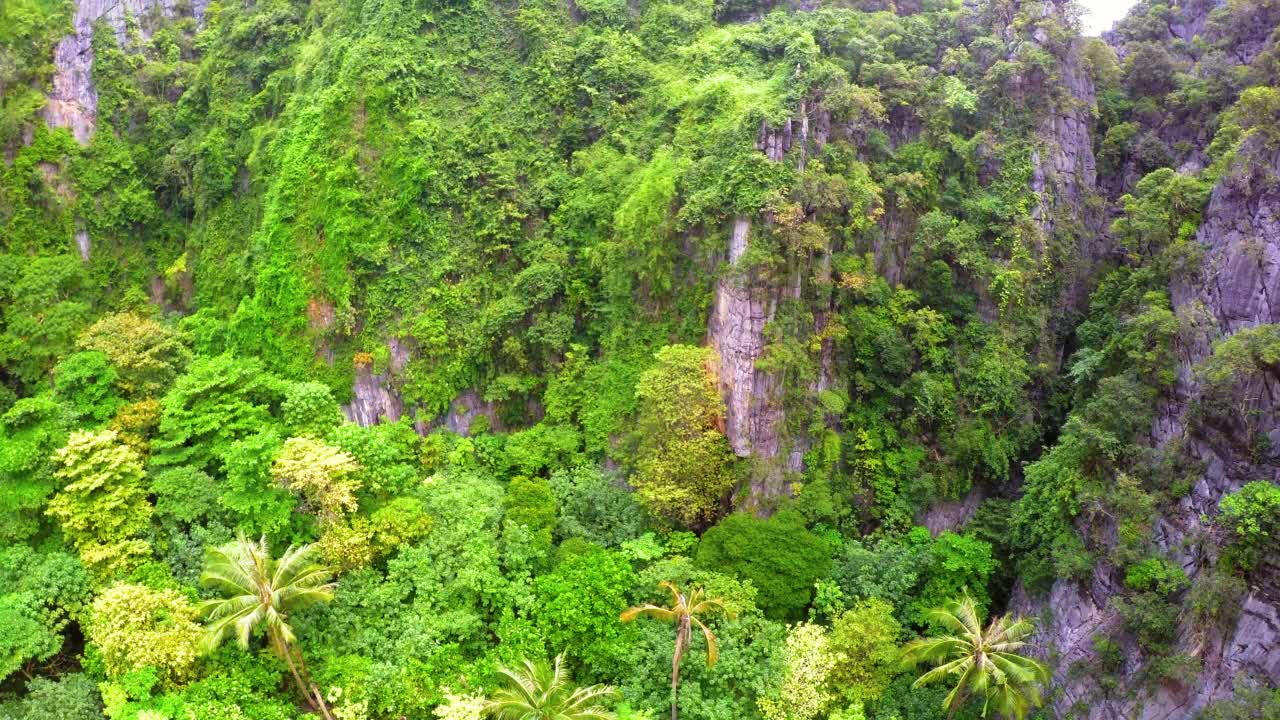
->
[671,614,691,720]
[670,648,680,720]
[280,638,334,720]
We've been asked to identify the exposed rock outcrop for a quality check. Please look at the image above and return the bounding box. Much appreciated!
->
[716,96,839,509]
[1025,138,1280,720]
[708,216,797,507]
[43,0,208,144]
[438,389,506,436]
[918,485,986,536]
[341,338,410,427]
[709,217,789,497]
[1030,0,1103,312]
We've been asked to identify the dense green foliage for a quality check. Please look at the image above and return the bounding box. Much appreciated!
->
[2,0,1279,717]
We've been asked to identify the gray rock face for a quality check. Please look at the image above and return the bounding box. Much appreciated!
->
[918,485,985,536]
[1175,150,1280,335]
[708,216,795,506]
[341,337,410,427]
[439,389,505,436]
[1033,39,1096,216]
[73,225,90,261]
[343,366,405,426]
[1027,139,1280,720]
[43,0,208,144]
[1030,1,1102,311]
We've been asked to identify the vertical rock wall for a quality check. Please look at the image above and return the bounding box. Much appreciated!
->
[341,338,411,427]
[708,216,796,507]
[713,102,837,510]
[1030,1,1103,313]
[1022,138,1280,720]
[43,0,208,144]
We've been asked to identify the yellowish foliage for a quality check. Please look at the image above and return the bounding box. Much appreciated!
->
[271,436,362,525]
[89,583,203,685]
[45,430,153,578]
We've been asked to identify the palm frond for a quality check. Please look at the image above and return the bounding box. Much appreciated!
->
[912,655,973,688]
[657,581,684,609]
[907,596,1049,720]
[691,616,718,668]
[487,656,616,720]
[902,636,969,666]
[620,605,677,623]
[689,597,724,615]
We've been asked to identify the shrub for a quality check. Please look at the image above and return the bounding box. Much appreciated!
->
[549,465,649,547]
[696,511,833,621]
[45,430,153,578]
[1218,481,1280,571]
[52,351,122,424]
[534,547,636,680]
[77,313,191,399]
[88,584,203,686]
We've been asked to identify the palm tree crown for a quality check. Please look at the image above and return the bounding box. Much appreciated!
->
[485,654,619,720]
[901,594,1050,720]
[198,536,336,653]
[198,536,337,719]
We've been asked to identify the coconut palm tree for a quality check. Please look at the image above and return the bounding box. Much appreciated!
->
[620,581,724,720]
[198,536,337,720]
[485,654,619,720]
[901,594,1050,720]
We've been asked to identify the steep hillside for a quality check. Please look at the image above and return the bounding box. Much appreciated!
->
[1,0,1278,718]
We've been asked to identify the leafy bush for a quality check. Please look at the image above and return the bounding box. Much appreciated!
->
[631,345,735,527]
[77,313,192,399]
[535,547,636,680]
[88,584,204,686]
[1218,481,1280,571]
[53,351,122,424]
[549,465,650,547]
[696,511,833,621]
[0,674,101,720]
[46,430,153,578]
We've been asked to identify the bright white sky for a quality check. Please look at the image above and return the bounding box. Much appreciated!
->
[1079,0,1139,36]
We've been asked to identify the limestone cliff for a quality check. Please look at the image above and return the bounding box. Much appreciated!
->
[708,215,798,508]
[43,0,208,144]
[1020,136,1280,720]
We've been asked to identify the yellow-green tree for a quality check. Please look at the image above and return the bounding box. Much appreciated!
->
[88,584,203,687]
[759,622,836,720]
[271,436,361,525]
[631,345,734,527]
[829,599,901,703]
[77,312,191,399]
[45,430,152,578]
[271,436,366,570]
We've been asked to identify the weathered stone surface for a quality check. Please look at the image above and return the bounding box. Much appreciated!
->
[439,389,505,436]
[1175,145,1280,334]
[1030,0,1102,314]
[918,486,985,536]
[709,197,841,508]
[74,226,90,261]
[708,217,790,495]
[43,0,209,144]
[1026,139,1280,720]
[341,337,410,427]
